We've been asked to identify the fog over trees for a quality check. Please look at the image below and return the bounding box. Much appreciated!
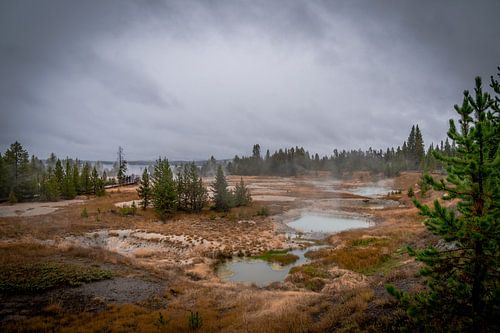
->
[227,124,455,178]
[0,124,458,203]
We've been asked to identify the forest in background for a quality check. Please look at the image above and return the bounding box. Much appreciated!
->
[0,123,455,203]
[226,124,456,177]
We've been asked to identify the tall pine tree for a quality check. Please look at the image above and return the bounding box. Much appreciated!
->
[211,165,232,212]
[187,163,207,212]
[388,74,500,332]
[137,168,152,210]
[62,159,76,199]
[151,158,177,219]
[4,141,31,201]
[234,177,252,207]
[40,167,60,201]
[116,146,127,185]
[414,125,425,168]
[80,162,91,194]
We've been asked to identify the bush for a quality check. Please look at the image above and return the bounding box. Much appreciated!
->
[8,190,17,204]
[81,207,88,218]
[305,278,326,292]
[256,206,269,217]
[119,203,137,216]
[188,311,202,331]
[254,249,299,265]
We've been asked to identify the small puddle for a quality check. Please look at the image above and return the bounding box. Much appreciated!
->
[217,246,325,286]
[288,214,371,234]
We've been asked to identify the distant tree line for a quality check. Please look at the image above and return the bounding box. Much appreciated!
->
[227,125,456,177]
[138,160,251,219]
[0,142,106,203]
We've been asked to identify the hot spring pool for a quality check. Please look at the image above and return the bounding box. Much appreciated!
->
[288,214,371,234]
[217,246,325,286]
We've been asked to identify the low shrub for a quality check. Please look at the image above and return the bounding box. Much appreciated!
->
[119,203,137,216]
[188,310,202,331]
[290,264,330,279]
[256,206,269,217]
[254,249,299,265]
[0,262,112,294]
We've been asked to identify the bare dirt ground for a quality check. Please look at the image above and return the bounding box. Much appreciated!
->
[0,199,85,217]
[0,171,435,332]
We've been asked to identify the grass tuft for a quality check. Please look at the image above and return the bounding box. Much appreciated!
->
[253,249,299,265]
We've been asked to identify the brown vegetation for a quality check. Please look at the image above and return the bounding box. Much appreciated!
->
[0,172,435,332]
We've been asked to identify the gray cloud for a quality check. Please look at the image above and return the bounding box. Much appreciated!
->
[1,0,499,160]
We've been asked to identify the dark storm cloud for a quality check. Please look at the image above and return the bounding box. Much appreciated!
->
[1,0,499,160]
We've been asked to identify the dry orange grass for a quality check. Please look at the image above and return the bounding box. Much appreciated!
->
[0,173,439,333]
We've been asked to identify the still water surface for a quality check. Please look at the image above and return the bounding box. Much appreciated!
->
[218,214,371,285]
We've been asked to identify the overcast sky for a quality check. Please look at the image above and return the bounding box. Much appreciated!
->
[1,0,499,161]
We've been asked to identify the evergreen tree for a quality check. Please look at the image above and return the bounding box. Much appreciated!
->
[40,167,60,201]
[30,155,44,196]
[72,161,80,194]
[234,177,252,207]
[211,165,232,212]
[0,153,8,199]
[54,159,64,194]
[117,146,127,184]
[95,176,105,197]
[62,159,76,199]
[46,152,57,170]
[80,162,91,194]
[187,163,207,212]
[176,165,188,210]
[176,163,207,212]
[201,156,217,177]
[151,158,177,219]
[414,125,425,168]
[444,138,452,156]
[91,166,99,195]
[137,168,152,210]
[407,125,416,160]
[4,141,31,200]
[388,74,500,332]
